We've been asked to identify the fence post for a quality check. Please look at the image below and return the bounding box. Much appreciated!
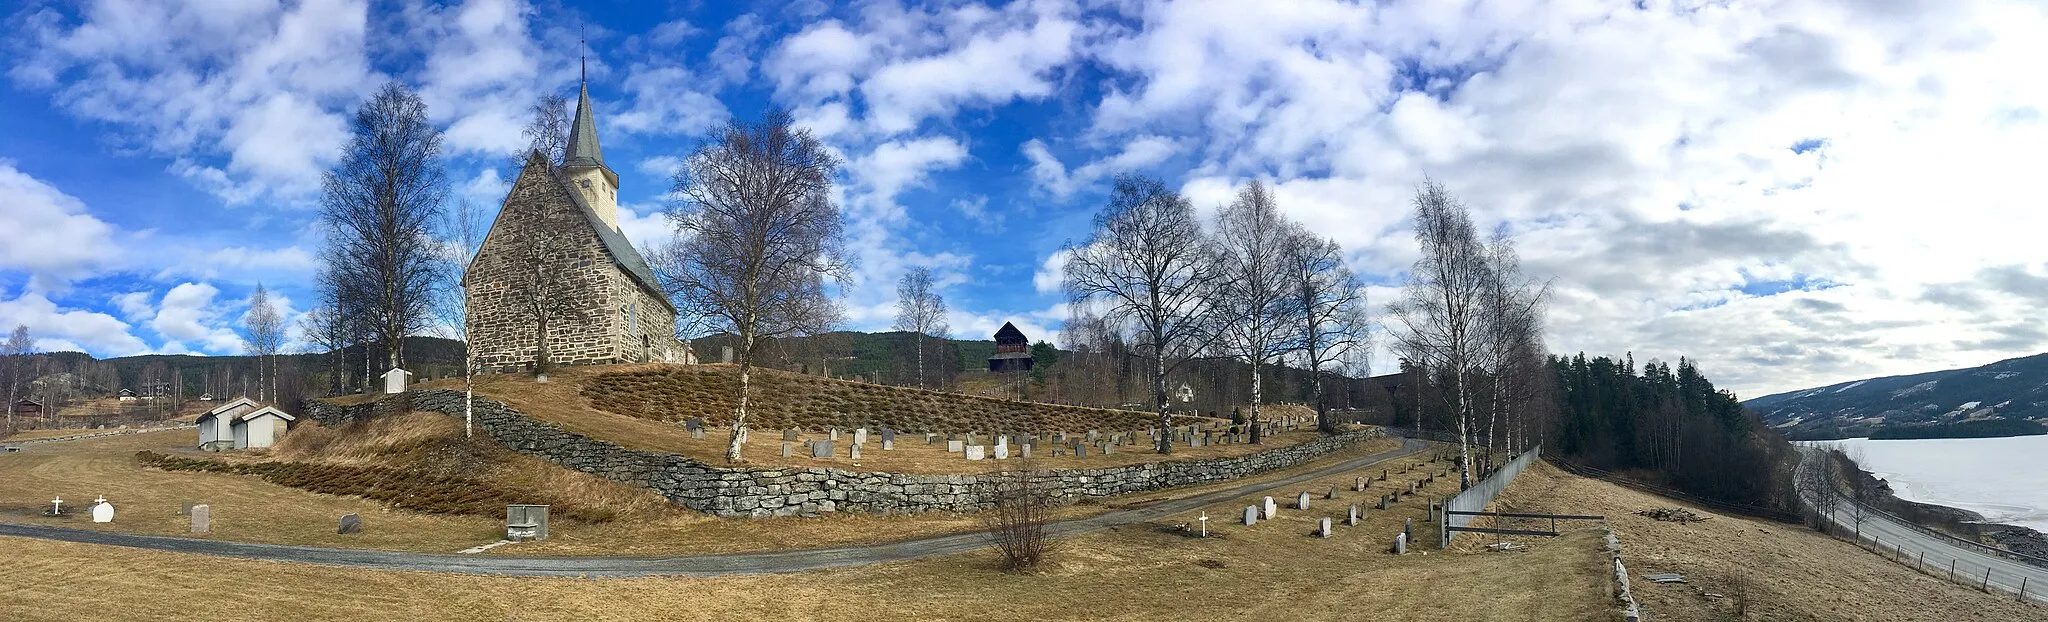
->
[2020,577,2027,603]
[1916,551,1924,572]
[1949,559,1956,582]
[1982,567,1992,592]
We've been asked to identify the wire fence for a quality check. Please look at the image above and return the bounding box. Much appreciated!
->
[1844,526,2046,606]
[1840,499,2048,570]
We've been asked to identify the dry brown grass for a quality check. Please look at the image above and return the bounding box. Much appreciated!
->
[0,440,1609,622]
[1488,461,2042,621]
[432,365,1318,474]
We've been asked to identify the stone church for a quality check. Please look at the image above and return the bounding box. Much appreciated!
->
[465,77,688,371]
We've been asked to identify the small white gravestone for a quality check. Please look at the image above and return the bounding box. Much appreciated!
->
[382,368,413,394]
[994,444,1010,460]
[850,443,862,460]
[1262,496,1277,519]
[947,440,965,453]
[91,496,114,523]
[1243,505,1259,526]
[1298,491,1311,510]
[854,428,868,445]
[190,504,211,534]
[965,445,986,461]
[882,438,894,451]
[1394,532,1408,554]
[1347,504,1360,526]
[1319,517,1333,538]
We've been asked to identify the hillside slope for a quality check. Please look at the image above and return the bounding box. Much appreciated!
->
[1743,352,2048,439]
[580,364,1174,433]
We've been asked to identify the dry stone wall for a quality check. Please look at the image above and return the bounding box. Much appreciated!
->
[307,390,1384,517]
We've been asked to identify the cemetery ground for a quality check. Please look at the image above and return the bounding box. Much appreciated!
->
[0,438,1615,621]
[0,420,1406,558]
[1475,461,2042,621]
[406,364,1317,474]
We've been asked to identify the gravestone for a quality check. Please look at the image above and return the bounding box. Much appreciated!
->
[507,504,549,541]
[691,428,705,440]
[338,513,362,534]
[1354,477,1365,492]
[1244,505,1259,526]
[685,418,703,432]
[1262,496,1278,519]
[1404,518,1413,542]
[1394,533,1408,554]
[1071,443,1087,458]
[994,444,1010,460]
[1020,444,1032,459]
[783,429,800,441]
[947,440,965,453]
[1326,486,1336,500]
[1347,504,1360,526]
[926,433,940,444]
[850,444,862,460]
[828,428,840,441]
[189,504,211,534]
[880,429,897,443]
[854,428,868,445]
[965,445,986,461]
[812,440,834,458]
[90,498,114,523]
[782,442,793,458]
[882,439,894,451]
[1102,443,1113,455]
[1378,496,1387,510]
[1297,491,1311,510]
[1318,517,1333,538]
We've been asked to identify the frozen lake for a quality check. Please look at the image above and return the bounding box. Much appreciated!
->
[1816,435,2048,533]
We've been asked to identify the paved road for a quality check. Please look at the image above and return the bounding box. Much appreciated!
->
[0,437,1430,577]
[1795,447,2048,605]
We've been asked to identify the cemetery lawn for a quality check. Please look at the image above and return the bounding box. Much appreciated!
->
[1485,461,2043,621]
[0,425,1404,558]
[431,364,1320,475]
[0,443,1615,621]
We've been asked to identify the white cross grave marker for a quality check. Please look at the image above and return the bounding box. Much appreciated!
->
[1198,512,1209,537]
[50,496,62,515]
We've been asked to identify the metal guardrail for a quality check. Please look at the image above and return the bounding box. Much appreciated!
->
[1840,498,2048,569]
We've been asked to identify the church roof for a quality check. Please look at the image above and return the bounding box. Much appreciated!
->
[519,151,675,313]
[994,321,1027,344]
[562,80,608,172]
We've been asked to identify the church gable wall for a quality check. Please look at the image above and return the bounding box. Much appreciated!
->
[467,166,631,371]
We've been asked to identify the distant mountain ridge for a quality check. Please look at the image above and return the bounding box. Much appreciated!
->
[1743,352,2048,440]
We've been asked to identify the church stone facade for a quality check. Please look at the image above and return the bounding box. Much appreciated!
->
[465,80,687,371]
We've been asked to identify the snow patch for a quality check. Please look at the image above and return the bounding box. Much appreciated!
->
[1893,381,1938,397]
[1993,372,2020,380]
[1958,401,1982,411]
[1834,380,1869,393]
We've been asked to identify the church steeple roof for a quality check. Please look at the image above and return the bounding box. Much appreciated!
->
[563,68,607,171]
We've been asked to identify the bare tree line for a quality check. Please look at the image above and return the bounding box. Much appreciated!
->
[1062,175,1370,454]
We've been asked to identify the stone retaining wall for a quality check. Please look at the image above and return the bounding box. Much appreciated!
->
[307,391,1384,517]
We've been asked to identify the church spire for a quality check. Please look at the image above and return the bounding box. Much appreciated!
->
[564,42,605,171]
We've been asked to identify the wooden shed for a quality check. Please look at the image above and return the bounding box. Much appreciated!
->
[229,406,296,449]
[197,397,262,451]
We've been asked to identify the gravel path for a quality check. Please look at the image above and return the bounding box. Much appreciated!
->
[0,437,1428,577]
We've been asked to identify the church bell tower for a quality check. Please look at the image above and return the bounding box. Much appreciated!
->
[561,61,620,232]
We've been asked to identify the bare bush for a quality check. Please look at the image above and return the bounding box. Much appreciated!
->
[983,459,1059,572]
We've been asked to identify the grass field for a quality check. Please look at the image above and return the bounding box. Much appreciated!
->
[1485,461,2042,621]
[0,439,1611,622]
[434,365,1314,474]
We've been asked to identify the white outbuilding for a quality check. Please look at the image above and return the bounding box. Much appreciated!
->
[230,406,296,449]
[197,398,296,451]
[197,397,262,451]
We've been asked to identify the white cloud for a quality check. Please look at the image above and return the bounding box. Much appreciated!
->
[0,292,150,356]
[1032,249,1070,295]
[110,291,154,323]
[11,0,375,203]
[0,163,124,291]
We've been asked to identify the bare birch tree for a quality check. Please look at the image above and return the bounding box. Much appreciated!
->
[3,325,34,433]
[1478,231,1550,460]
[445,197,484,437]
[1386,180,1491,488]
[1210,180,1296,444]
[1283,225,1368,434]
[241,284,284,402]
[893,267,949,388]
[1064,174,1223,454]
[661,109,850,463]
[319,82,448,373]
[298,273,350,398]
[512,92,570,175]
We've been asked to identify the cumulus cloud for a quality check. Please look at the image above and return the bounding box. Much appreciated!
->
[0,292,150,356]
[0,163,123,291]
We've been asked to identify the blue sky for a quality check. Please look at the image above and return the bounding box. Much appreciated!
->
[3,0,2047,397]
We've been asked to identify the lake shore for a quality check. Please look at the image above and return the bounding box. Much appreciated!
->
[1838,453,2048,566]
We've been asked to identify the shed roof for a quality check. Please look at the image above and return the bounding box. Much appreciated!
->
[993,321,1027,344]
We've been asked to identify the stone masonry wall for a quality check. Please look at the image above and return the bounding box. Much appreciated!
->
[468,163,666,371]
[307,391,1385,517]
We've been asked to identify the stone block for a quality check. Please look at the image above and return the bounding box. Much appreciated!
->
[1244,505,1259,526]
[189,504,210,534]
[947,440,964,453]
[965,445,986,461]
[812,440,834,459]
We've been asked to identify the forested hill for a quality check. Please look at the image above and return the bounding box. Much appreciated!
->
[1742,352,2048,440]
[1549,353,1799,516]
